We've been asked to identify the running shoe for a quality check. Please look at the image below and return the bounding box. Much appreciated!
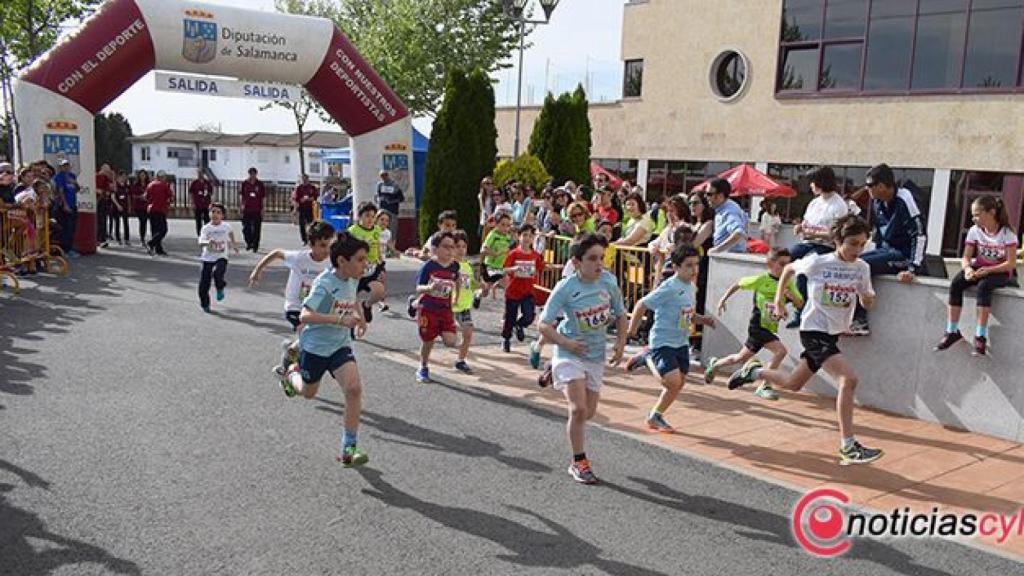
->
[407,295,417,318]
[473,292,481,310]
[529,342,541,370]
[645,413,675,433]
[416,367,432,384]
[216,288,225,301]
[848,319,870,336]
[934,331,964,351]
[972,336,987,357]
[754,382,779,401]
[727,359,762,390]
[362,301,373,323]
[337,446,369,468]
[277,366,297,397]
[538,364,553,388]
[502,339,511,353]
[839,441,884,465]
[201,305,211,314]
[514,324,525,342]
[454,360,473,374]
[703,357,718,384]
[378,302,390,312]
[568,460,599,485]
[624,350,649,372]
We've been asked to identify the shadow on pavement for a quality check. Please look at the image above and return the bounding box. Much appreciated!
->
[0,459,140,576]
[355,467,669,576]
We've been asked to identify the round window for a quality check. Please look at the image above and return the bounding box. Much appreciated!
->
[710,50,749,101]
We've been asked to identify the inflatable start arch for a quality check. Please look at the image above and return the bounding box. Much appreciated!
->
[14,0,413,254]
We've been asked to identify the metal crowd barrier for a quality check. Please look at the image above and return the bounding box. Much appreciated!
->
[1,204,70,294]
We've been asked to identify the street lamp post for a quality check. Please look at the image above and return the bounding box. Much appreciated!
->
[504,0,560,158]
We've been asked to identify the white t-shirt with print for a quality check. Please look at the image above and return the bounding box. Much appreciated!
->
[199,222,234,262]
[793,252,874,335]
[283,249,331,312]
[801,193,849,244]
[966,225,1018,268]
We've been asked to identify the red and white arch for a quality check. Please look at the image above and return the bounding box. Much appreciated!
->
[15,0,412,254]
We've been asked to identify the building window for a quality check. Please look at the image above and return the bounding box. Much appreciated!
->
[207,149,217,162]
[623,59,644,98]
[777,0,1024,96]
[710,51,750,100]
[308,160,321,175]
[284,154,291,164]
[140,146,150,162]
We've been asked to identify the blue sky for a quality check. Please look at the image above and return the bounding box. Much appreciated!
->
[104,0,625,137]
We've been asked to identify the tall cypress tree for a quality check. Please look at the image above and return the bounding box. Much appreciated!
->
[527,86,591,185]
[421,67,496,251]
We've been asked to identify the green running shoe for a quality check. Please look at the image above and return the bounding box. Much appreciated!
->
[754,382,779,401]
[703,357,718,384]
[338,446,369,468]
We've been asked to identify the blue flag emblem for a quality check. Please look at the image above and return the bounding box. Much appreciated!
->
[182,19,217,63]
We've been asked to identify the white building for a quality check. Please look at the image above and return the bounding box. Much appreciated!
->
[128,129,349,183]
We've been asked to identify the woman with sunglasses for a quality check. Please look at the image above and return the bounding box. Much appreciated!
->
[565,202,596,235]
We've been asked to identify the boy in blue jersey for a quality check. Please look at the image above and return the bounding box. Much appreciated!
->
[626,244,715,433]
[539,233,628,485]
[283,231,371,467]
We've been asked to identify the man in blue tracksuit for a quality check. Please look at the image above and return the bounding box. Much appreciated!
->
[850,163,926,335]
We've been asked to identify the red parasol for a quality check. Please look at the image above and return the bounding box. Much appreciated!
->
[691,164,796,198]
[590,161,624,189]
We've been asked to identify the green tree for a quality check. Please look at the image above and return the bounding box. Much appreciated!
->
[93,112,132,171]
[276,0,526,116]
[528,84,591,185]
[421,67,496,251]
[493,154,550,191]
[1,1,101,162]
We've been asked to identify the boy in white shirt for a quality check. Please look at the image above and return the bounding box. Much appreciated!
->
[197,203,240,312]
[727,215,883,466]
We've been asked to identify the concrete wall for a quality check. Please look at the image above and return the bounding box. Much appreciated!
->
[703,253,1024,442]
[496,0,1024,173]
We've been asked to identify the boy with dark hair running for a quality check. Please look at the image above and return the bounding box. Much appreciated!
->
[539,233,627,484]
[626,244,715,432]
[197,203,240,312]
[415,231,461,384]
[283,231,371,467]
[348,202,387,322]
[704,248,803,400]
[501,223,545,353]
[727,215,884,465]
[249,220,336,386]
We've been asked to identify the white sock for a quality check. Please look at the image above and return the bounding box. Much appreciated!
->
[841,436,856,451]
[289,371,305,394]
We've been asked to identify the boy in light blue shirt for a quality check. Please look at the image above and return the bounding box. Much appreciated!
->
[283,231,371,468]
[539,233,627,485]
[627,244,715,432]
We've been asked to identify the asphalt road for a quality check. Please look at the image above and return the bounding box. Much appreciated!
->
[1,220,1019,575]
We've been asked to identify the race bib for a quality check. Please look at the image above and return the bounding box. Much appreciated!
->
[514,260,536,278]
[678,306,694,330]
[432,279,455,298]
[459,272,473,290]
[821,282,855,308]
[209,239,226,252]
[575,303,611,332]
[299,281,312,300]
[333,300,357,318]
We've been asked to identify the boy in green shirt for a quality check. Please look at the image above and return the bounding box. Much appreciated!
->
[478,212,514,303]
[704,248,803,400]
[452,230,477,374]
[348,202,386,323]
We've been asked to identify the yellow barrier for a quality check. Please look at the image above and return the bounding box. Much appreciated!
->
[1,204,70,294]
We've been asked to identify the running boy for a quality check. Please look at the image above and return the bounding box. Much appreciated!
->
[406,210,459,316]
[348,202,387,322]
[704,248,803,400]
[283,231,370,467]
[197,203,240,312]
[415,231,461,383]
[727,215,883,465]
[626,244,714,432]
[539,232,627,484]
[501,223,545,353]
[249,220,335,382]
[478,212,514,303]
[452,230,477,374]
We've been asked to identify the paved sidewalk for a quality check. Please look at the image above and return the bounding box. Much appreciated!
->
[375,341,1024,561]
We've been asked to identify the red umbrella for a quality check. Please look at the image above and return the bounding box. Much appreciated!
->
[590,161,624,189]
[691,164,796,198]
